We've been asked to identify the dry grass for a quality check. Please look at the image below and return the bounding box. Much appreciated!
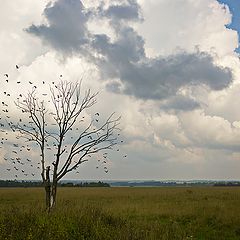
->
[0,187,240,239]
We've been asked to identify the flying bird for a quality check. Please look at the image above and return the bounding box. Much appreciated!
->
[16,65,19,69]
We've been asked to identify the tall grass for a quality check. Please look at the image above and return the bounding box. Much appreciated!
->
[0,187,240,239]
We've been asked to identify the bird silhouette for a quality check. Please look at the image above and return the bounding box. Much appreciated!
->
[4,74,8,78]
[16,65,19,69]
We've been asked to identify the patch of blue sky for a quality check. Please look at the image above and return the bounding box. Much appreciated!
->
[218,0,240,53]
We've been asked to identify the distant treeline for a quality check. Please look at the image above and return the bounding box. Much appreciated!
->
[0,180,110,188]
[60,181,110,188]
[110,181,240,187]
[213,182,240,187]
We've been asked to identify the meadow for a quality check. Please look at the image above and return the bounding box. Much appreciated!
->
[0,187,240,239]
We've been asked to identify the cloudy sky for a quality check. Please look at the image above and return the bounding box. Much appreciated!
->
[0,0,240,181]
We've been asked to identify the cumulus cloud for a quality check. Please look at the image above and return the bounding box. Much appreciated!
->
[98,0,142,21]
[160,95,201,112]
[179,110,240,151]
[103,51,232,100]
[26,0,90,54]
[25,0,233,109]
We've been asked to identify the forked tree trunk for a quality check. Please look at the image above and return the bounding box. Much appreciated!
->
[44,166,57,212]
[45,184,57,212]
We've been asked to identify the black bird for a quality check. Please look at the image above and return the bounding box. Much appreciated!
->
[95,113,99,116]
[4,74,8,78]
[16,65,19,69]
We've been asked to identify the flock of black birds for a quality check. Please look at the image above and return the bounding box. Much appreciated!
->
[0,65,127,180]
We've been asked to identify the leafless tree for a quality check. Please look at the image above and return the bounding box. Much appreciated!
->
[9,81,120,212]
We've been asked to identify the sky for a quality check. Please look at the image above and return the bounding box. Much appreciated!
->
[218,0,240,52]
[0,0,240,181]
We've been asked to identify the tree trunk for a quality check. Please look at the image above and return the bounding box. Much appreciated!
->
[50,184,57,209]
[45,184,51,212]
[45,166,56,212]
[44,166,58,212]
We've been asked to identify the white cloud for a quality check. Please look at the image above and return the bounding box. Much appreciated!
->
[138,0,238,57]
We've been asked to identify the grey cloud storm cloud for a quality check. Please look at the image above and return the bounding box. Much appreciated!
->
[97,0,142,21]
[26,0,233,109]
[26,0,90,53]
[160,95,201,112]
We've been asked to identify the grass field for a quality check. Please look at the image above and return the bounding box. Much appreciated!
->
[0,187,240,239]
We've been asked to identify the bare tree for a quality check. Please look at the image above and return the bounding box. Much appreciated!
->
[8,81,120,212]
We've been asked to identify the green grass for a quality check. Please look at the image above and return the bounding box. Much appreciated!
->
[0,187,240,239]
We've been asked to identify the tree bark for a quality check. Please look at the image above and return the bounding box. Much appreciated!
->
[50,183,57,209]
[45,166,52,212]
